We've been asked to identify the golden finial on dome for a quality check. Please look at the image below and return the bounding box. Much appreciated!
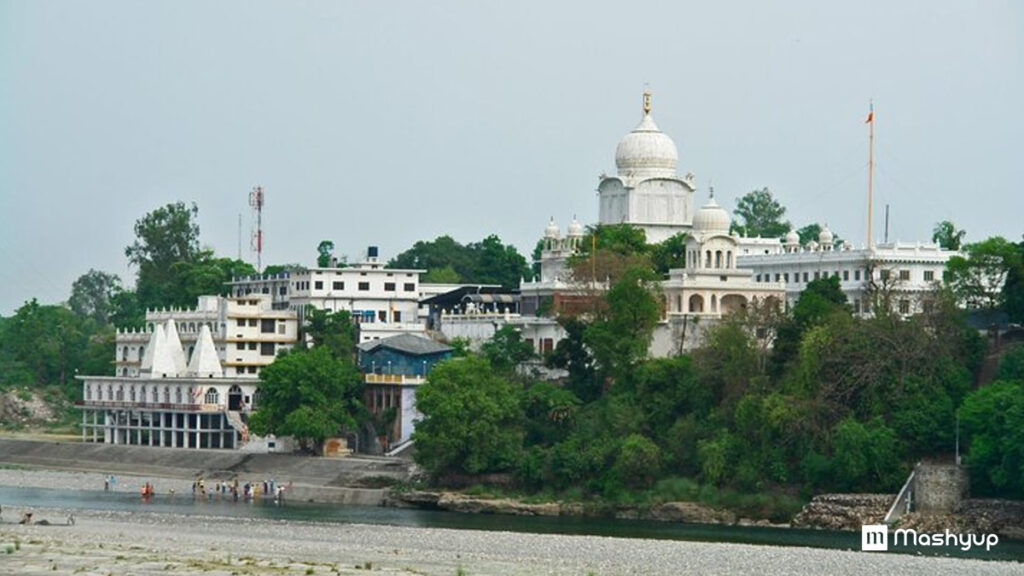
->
[642,87,652,115]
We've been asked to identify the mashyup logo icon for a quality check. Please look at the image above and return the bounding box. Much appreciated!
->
[861,524,889,551]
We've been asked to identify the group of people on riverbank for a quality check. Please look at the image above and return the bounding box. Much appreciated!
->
[191,477,288,502]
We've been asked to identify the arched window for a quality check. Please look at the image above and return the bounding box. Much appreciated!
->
[204,388,220,405]
[726,251,733,268]
[121,368,128,377]
[138,346,145,361]
[187,345,194,363]
[189,322,196,332]
[704,251,712,268]
[107,385,113,400]
[175,387,182,404]
[689,294,704,313]
[163,386,171,403]
[116,386,124,402]
[129,386,136,402]
[252,388,263,409]
[715,251,723,269]
[122,347,128,361]
[85,385,91,400]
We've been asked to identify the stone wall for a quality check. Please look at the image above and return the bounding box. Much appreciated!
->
[791,494,893,531]
[913,462,968,514]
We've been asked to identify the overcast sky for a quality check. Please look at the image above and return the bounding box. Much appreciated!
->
[2,1,1022,315]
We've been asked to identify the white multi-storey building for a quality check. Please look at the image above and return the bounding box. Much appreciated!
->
[228,247,427,342]
[738,230,957,316]
[115,295,298,379]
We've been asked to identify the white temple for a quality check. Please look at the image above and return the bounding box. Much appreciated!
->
[598,89,696,244]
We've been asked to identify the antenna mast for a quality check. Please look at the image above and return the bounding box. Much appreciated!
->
[249,186,265,272]
[866,102,875,250]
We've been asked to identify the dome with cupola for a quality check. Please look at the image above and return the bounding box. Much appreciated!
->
[614,90,678,180]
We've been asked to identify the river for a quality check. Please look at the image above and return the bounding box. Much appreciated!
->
[2,485,1022,563]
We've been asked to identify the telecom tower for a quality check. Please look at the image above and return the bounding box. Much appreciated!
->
[249,186,265,272]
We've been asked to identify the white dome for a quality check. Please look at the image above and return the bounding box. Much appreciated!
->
[615,93,678,180]
[785,230,800,245]
[818,224,834,245]
[692,196,731,234]
[567,218,584,237]
[544,218,560,239]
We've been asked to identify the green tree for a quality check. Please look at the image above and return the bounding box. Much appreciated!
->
[303,308,356,359]
[932,220,966,250]
[1001,237,1024,323]
[584,267,662,383]
[389,235,528,290]
[413,356,524,477]
[795,223,843,247]
[467,235,531,289]
[612,434,663,489]
[830,417,905,492]
[423,265,460,284]
[316,240,335,268]
[248,347,363,452]
[546,317,599,402]
[480,325,534,373]
[68,269,122,326]
[650,233,688,276]
[1,299,89,394]
[732,187,790,238]
[125,202,201,308]
[959,380,1024,498]
[946,236,1023,311]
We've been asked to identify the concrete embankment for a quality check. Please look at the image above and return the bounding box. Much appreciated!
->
[0,437,408,505]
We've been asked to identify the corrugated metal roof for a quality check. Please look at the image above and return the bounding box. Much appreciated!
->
[356,333,453,355]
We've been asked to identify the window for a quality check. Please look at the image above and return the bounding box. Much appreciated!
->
[248,318,257,327]
[855,270,861,281]
[803,272,808,282]
[899,270,910,281]
[843,270,849,281]
[278,323,286,335]
[261,342,275,356]
[237,343,245,351]
[333,281,344,290]
[204,388,219,405]
[384,282,396,291]
[784,273,789,282]
[775,273,781,282]
[899,299,910,315]
[261,319,275,333]
[880,269,890,281]
[358,282,370,291]
[404,283,415,291]
[924,270,935,282]
[314,281,323,290]
[756,274,762,282]
[247,366,258,374]
[814,271,820,280]
[175,387,182,404]
[393,311,402,322]
[85,385,91,400]
[245,342,255,350]
[378,310,387,322]
[163,386,171,403]
[279,286,287,296]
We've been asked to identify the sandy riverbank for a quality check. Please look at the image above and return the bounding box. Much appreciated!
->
[1,470,1022,575]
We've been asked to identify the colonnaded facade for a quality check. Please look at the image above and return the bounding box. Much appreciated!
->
[78,315,291,451]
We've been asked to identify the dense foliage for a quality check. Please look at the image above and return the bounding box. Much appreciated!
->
[388,234,530,289]
[413,265,1024,516]
[248,309,363,451]
[731,188,790,239]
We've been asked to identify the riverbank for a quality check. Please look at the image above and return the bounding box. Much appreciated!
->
[2,502,1023,576]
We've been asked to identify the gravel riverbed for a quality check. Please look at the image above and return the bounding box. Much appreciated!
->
[1,468,1021,575]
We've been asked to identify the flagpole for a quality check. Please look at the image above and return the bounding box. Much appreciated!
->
[867,101,874,250]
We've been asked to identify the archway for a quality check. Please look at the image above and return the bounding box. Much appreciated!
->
[688,294,705,313]
[228,385,243,411]
[721,294,748,314]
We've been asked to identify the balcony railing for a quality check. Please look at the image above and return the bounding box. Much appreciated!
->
[364,373,425,385]
[75,400,225,412]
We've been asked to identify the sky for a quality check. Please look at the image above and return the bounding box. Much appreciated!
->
[1,1,1022,315]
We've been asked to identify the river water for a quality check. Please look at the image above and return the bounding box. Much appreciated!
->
[2,485,1022,563]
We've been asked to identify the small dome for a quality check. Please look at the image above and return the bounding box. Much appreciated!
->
[692,195,731,234]
[818,224,834,245]
[567,218,584,237]
[807,240,820,251]
[544,218,560,239]
[614,92,678,179]
[785,230,800,245]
